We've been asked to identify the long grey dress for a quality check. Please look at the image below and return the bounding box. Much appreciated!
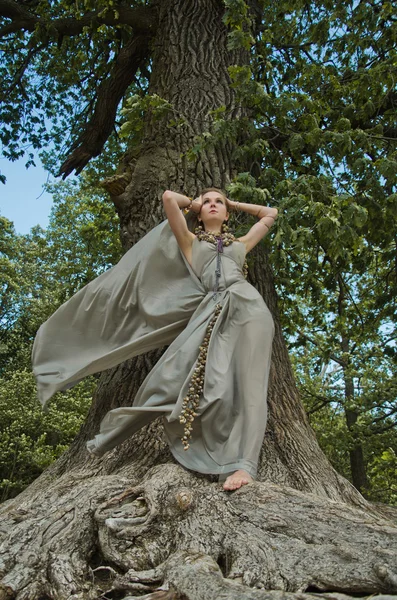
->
[32,220,274,479]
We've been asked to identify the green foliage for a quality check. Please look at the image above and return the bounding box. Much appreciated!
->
[0,180,121,501]
[0,369,93,501]
[120,94,174,141]
[44,177,122,301]
[223,0,255,50]
[0,179,121,372]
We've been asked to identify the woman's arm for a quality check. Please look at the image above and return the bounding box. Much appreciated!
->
[228,199,278,253]
[162,190,199,249]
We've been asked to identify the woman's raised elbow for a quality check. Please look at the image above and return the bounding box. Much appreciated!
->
[162,190,173,204]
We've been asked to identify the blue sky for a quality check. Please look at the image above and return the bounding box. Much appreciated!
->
[0,153,54,235]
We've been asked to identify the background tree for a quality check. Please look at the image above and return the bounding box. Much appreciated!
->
[271,178,396,499]
[0,178,121,502]
[286,280,397,503]
[0,1,396,599]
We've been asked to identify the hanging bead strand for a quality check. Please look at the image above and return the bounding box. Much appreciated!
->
[179,302,222,450]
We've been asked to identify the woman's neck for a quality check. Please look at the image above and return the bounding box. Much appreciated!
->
[204,228,222,235]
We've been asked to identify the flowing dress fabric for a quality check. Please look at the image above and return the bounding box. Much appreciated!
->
[32,221,204,407]
[32,220,274,479]
[86,236,274,479]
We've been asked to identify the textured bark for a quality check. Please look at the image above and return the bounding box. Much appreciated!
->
[1,1,396,599]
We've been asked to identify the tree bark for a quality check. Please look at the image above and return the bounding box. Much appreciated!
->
[345,406,370,494]
[338,276,370,494]
[0,1,396,599]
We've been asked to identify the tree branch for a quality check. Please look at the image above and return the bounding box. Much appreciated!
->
[58,34,150,178]
[367,420,397,435]
[306,397,337,415]
[298,330,347,368]
[0,0,34,21]
[2,42,46,98]
[0,1,156,38]
[371,406,397,425]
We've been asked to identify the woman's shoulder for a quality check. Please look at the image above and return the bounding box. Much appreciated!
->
[234,237,249,253]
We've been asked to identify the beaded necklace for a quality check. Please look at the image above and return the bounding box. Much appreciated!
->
[194,225,248,300]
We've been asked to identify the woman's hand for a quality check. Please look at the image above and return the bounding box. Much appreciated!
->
[191,195,203,214]
[226,198,237,211]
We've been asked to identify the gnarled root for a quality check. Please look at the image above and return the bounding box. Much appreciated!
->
[0,464,396,599]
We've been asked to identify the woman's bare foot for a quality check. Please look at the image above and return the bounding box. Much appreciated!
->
[223,470,253,491]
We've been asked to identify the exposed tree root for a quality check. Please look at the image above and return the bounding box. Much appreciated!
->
[0,464,396,599]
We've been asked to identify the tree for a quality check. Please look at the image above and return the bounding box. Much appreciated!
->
[0,181,122,502]
[0,217,23,368]
[272,187,397,499]
[289,312,397,504]
[0,178,121,372]
[0,1,396,599]
[0,217,52,373]
[43,178,122,301]
[0,369,93,502]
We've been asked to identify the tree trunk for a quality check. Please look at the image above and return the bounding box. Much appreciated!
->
[338,277,370,495]
[1,2,396,599]
[345,407,370,494]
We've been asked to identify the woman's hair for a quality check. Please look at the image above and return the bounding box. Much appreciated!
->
[200,187,226,199]
[185,187,232,232]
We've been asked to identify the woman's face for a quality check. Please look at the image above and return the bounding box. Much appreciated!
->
[200,191,229,230]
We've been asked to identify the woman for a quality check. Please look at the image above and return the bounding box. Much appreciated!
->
[32,188,277,491]
[160,188,277,490]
